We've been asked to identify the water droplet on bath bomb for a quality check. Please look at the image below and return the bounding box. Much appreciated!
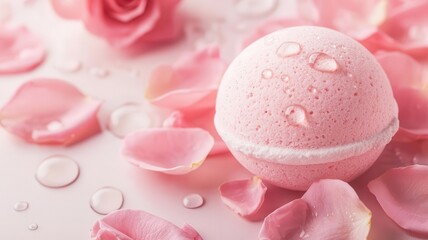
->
[89,67,109,78]
[53,59,81,73]
[280,74,290,82]
[46,120,64,132]
[276,42,301,58]
[308,52,339,73]
[261,69,273,79]
[28,223,38,231]
[35,155,79,188]
[284,105,308,127]
[90,187,124,215]
[14,201,29,211]
[307,85,318,94]
[234,0,278,17]
[107,103,152,138]
[183,193,204,209]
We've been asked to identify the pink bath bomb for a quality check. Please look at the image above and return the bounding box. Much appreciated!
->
[215,26,398,190]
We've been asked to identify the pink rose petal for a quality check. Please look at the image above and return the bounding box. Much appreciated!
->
[260,179,371,240]
[145,45,227,110]
[163,108,228,155]
[376,51,428,141]
[0,79,101,145]
[242,18,313,48]
[50,0,86,19]
[395,140,428,165]
[122,128,214,175]
[368,165,428,235]
[309,0,387,40]
[0,25,46,74]
[219,176,267,217]
[91,209,202,240]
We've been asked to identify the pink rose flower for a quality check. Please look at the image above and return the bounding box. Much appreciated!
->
[51,0,182,48]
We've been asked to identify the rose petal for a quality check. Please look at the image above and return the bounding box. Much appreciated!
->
[242,18,313,48]
[260,179,371,240]
[0,79,101,145]
[0,25,46,74]
[376,51,423,89]
[91,209,202,240]
[371,0,428,58]
[219,176,267,217]
[395,140,428,165]
[368,165,428,235]
[50,0,86,19]
[145,45,227,110]
[122,128,214,175]
[309,0,387,39]
[163,108,228,155]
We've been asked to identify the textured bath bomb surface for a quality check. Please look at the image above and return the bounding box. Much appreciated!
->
[214,26,398,190]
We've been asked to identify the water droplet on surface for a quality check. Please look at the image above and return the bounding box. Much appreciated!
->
[90,187,124,215]
[89,67,109,78]
[280,74,290,82]
[307,85,317,94]
[47,121,64,132]
[107,103,153,138]
[14,201,29,211]
[28,223,38,231]
[284,105,308,127]
[261,69,273,79]
[234,0,278,17]
[276,42,301,58]
[35,155,79,188]
[53,59,81,73]
[308,52,339,72]
[183,193,204,209]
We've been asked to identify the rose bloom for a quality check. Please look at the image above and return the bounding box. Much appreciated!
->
[51,0,182,48]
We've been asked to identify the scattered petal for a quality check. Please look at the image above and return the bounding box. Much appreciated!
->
[395,140,428,165]
[309,0,388,39]
[260,179,371,240]
[376,52,428,141]
[122,128,214,175]
[91,209,202,240]
[219,176,267,217]
[0,79,101,145]
[145,45,227,110]
[163,108,228,155]
[368,165,428,235]
[50,0,86,19]
[0,25,46,74]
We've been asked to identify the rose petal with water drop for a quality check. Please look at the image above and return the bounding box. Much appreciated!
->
[50,0,86,19]
[259,179,371,240]
[145,45,227,110]
[0,25,46,74]
[91,209,202,240]
[163,108,228,155]
[395,140,428,165]
[122,128,214,175]
[219,177,267,217]
[0,79,101,145]
[368,165,428,236]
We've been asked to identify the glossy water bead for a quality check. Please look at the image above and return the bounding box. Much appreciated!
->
[215,26,398,190]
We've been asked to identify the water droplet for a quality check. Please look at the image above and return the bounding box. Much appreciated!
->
[307,85,318,94]
[280,74,290,82]
[183,193,204,209]
[234,0,278,17]
[89,67,109,78]
[28,223,38,231]
[53,59,82,73]
[35,155,79,188]
[14,201,29,211]
[90,187,124,215]
[347,73,353,78]
[107,103,153,138]
[261,69,273,79]
[308,52,339,72]
[284,105,308,127]
[47,121,64,132]
[276,42,301,58]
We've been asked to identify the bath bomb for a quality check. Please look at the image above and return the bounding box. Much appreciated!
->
[214,26,398,191]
